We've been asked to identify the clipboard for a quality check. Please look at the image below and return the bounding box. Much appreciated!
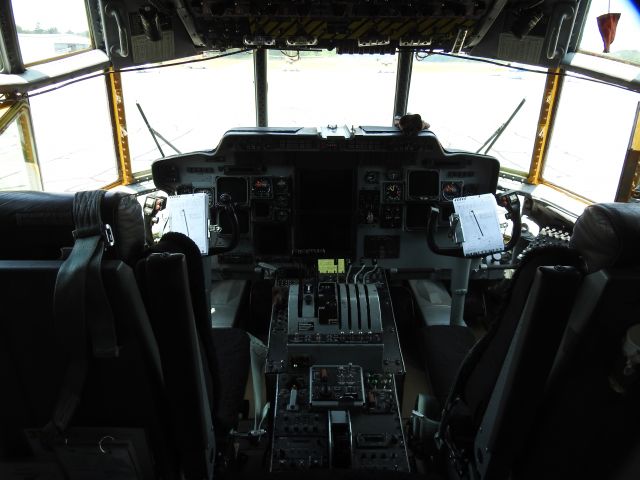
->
[167,193,210,255]
[453,193,504,257]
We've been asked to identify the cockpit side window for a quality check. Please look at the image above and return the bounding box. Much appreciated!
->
[577,0,640,67]
[0,102,42,191]
[11,0,93,67]
[28,75,118,191]
[542,74,639,202]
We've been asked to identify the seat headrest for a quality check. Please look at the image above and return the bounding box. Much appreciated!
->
[570,202,640,273]
[0,190,144,265]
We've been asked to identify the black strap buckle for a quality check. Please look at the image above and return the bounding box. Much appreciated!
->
[71,223,115,248]
[103,224,115,247]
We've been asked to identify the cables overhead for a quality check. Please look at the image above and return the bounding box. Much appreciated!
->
[0,48,252,106]
[414,50,639,93]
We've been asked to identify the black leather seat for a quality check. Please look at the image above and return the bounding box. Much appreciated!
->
[140,232,250,437]
[513,202,640,480]
[0,190,250,438]
[421,244,584,405]
[0,190,143,264]
[430,202,640,479]
[0,190,214,479]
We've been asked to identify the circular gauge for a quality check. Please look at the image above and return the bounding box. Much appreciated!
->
[383,182,404,202]
[364,171,379,184]
[275,209,289,222]
[274,177,289,194]
[441,182,463,201]
[275,195,289,208]
[386,169,402,181]
[251,177,272,198]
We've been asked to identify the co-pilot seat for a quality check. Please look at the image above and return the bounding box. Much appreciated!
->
[0,191,201,478]
[421,202,640,479]
[420,244,584,404]
[513,202,640,480]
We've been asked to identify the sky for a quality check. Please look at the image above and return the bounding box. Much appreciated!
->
[11,0,90,33]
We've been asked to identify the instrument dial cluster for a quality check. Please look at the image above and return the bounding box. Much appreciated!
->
[441,181,464,201]
[251,176,273,199]
[382,182,404,203]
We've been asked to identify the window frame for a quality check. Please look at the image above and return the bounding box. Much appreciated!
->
[0,100,43,191]
[528,67,640,204]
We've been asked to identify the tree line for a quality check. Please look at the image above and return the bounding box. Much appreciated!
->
[16,24,89,37]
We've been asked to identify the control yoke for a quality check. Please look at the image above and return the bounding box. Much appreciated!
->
[210,193,240,255]
[426,191,521,258]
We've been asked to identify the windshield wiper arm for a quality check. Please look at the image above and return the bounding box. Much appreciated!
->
[476,98,526,155]
[136,102,182,158]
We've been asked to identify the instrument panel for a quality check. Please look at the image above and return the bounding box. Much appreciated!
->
[152,127,500,271]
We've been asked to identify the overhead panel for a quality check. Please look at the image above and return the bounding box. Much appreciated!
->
[172,0,499,54]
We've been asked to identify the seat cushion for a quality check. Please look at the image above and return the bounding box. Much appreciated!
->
[422,325,477,403]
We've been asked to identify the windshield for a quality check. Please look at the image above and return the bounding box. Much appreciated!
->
[268,50,398,128]
[408,55,547,173]
[121,51,255,173]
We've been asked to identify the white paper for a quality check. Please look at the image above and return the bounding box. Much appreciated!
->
[167,193,209,255]
[453,194,504,256]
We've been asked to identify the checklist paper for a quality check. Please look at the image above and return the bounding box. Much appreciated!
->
[453,193,504,257]
[167,193,210,255]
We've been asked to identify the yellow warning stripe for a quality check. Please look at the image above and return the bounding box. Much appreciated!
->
[380,20,402,36]
[307,20,323,36]
[349,19,368,32]
[395,21,417,38]
[263,21,279,35]
[418,18,438,30]
[440,19,465,35]
[353,20,374,38]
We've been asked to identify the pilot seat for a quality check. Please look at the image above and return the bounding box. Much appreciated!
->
[0,190,250,479]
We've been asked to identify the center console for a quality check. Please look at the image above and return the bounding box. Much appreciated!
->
[266,267,410,472]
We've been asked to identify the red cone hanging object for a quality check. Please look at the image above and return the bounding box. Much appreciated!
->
[597,12,621,53]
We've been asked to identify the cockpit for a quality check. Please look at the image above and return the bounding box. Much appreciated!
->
[1,0,640,479]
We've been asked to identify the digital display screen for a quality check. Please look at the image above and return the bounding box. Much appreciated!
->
[405,204,430,231]
[295,169,354,257]
[317,259,346,274]
[408,170,439,199]
[218,177,248,203]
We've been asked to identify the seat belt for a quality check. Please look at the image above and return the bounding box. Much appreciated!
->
[44,190,119,439]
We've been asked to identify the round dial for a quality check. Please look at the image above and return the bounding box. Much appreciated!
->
[364,171,379,184]
[275,196,289,208]
[383,182,404,202]
[441,182,463,201]
[274,177,289,194]
[251,177,272,198]
[386,169,402,181]
[275,209,289,222]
